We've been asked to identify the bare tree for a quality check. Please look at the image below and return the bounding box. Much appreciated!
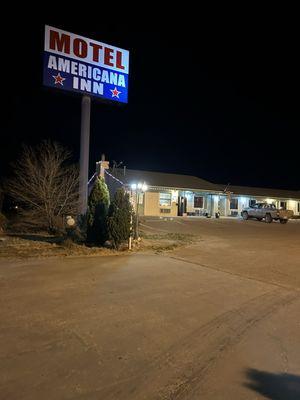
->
[6,141,79,233]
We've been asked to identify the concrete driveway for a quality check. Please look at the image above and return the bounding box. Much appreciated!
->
[1,218,300,399]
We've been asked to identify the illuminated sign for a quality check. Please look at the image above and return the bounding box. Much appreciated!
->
[43,25,129,103]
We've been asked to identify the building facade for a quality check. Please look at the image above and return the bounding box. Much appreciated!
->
[106,168,300,218]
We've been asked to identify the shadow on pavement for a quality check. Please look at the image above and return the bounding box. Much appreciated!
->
[244,368,300,400]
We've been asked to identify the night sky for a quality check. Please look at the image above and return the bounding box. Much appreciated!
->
[1,12,299,190]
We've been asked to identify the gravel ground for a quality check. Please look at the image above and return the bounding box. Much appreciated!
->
[0,217,299,399]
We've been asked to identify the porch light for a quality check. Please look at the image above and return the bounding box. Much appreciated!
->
[131,182,148,192]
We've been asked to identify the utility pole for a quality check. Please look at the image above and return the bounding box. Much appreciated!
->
[79,95,91,215]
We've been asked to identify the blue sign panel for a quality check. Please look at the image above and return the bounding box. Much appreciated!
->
[43,26,129,103]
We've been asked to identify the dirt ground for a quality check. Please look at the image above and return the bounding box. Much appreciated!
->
[0,217,300,399]
[0,230,195,259]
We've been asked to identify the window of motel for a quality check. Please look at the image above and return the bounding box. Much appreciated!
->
[249,199,256,207]
[280,201,287,210]
[298,202,300,213]
[230,198,238,210]
[159,192,172,206]
[194,196,204,208]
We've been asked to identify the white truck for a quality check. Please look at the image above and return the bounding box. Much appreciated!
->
[241,203,294,224]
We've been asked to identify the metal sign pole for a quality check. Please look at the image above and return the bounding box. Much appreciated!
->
[79,95,91,215]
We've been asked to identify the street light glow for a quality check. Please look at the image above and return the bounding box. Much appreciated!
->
[131,182,148,192]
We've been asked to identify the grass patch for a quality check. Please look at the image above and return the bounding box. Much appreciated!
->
[141,232,195,242]
[139,232,197,253]
[0,235,119,259]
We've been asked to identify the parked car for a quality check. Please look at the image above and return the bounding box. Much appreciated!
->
[241,203,294,224]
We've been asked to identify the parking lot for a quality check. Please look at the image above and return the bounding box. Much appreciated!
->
[142,217,300,288]
[1,218,300,399]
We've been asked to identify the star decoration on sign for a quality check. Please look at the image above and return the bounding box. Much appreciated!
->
[52,72,66,86]
[110,87,121,98]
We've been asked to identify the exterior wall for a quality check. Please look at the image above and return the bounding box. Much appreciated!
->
[186,193,194,213]
[204,196,211,213]
[226,196,252,217]
[296,201,300,216]
[227,196,239,216]
[141,188,300,218]
[144,192,160,216]
[137,193,145,216]
[287,200,300,216]
[218,196,227,216]
[185,192,227,216]
[238,197,249,214]
[211,195,219,215]
[186,192,209,214]
[144,191,178,217]
[191,195,300,218]
[131,192,146,216]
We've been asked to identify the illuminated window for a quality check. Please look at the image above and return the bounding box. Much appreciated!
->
[159,192,171,206]
[194,196,204,208]
[230,198,238,209]
[280,201,287,210]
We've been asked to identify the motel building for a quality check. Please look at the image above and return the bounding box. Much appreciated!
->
[106,168,300,218]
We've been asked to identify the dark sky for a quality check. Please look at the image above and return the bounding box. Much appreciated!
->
[1,11,299,190]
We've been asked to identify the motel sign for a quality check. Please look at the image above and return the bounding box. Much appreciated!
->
[43,25,129,103]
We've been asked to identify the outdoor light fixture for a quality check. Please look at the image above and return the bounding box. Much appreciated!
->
[131,183,148,192]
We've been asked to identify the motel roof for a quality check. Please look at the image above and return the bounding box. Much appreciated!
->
[111,168,300,200]
[113,169,219,192]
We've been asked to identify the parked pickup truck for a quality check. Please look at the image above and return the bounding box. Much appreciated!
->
[241,203,294,224]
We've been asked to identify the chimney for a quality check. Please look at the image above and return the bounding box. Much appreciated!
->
[97,154,109,178]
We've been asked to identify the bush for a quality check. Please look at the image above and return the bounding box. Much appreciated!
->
[86,177,110,245]
[107,189,132,249]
